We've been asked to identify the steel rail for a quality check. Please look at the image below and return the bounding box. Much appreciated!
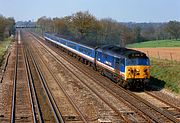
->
[23,43,43,123]
[22,44,37,123]
[145,91,180,112]
[125,89,180,123]
[30,39,89,123]
[26,40,64,123]
[0,52,11,83]
[10,31,19,123]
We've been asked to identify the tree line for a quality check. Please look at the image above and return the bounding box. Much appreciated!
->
[36,11,180,47]
[0,15,15,41]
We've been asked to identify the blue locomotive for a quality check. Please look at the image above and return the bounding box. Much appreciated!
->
[44,33,150,89]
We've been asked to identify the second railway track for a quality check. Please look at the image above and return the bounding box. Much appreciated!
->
[23,31,65,123]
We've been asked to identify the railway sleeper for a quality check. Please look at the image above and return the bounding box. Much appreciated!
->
[63,115,82,121]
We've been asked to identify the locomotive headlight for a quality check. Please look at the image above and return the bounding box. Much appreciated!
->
[135,69,140,75]
[136,69,140,72]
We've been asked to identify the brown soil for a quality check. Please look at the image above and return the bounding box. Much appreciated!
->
[132,47,180,61]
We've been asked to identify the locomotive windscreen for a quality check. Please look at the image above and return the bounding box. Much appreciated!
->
[128,53,147,58]
[126,58,150,66]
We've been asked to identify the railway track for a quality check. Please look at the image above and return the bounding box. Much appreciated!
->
[27,31,92,122]
[2,30,66,123]
[137,91,180,120]
[22,32,64,123]
[31,32,180,123]
[11,30,34,122]
[23,40,43,123]
[30,32,150,122]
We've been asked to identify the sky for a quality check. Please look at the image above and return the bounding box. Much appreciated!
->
[0,0,180,22]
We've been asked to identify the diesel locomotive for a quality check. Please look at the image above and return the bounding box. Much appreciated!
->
[44,33,150,89]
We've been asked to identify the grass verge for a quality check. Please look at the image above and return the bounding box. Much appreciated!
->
[0,38,11,66]
[150,58,180,93]
[126,40,180,48]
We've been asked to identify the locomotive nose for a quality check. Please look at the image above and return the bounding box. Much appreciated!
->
[128,68,140,75]
[126,66,150,79]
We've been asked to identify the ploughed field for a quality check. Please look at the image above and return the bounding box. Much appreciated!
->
[132,48,180,61]
[127,40,180,61]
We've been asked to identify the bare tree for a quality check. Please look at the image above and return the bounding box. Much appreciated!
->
[165,21,180,40]
[0,16,15,41]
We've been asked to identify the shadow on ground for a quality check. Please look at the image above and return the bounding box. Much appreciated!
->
[130,76,166,92]
[146,76,166,91]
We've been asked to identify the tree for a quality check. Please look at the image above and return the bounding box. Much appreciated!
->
[0,16,15,41]
[53,18,67,34]
[165,21,180,40]
[37,16,54,33]
[4,17,15,37]
[99,18,124,45]
[141,26,156,41]
[155,25,169,40]
[71,11,98,42]
[120,25,134,47]
[132,26,142,42]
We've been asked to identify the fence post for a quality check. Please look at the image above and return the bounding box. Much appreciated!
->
[170,53,173,61]
[158,51,160,59]
[147,51,149,57]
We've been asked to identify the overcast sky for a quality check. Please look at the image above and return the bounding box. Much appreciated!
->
[0,0,179,22]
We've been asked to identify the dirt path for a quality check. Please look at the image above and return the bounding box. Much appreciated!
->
[132,47,180,61]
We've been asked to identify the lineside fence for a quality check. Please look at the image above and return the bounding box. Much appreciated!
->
[133,48,180,61]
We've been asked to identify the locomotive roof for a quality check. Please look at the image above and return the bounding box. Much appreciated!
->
[97,45,147,58]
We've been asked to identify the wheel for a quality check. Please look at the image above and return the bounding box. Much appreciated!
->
[122,82,128,89]
[101,70,105,76]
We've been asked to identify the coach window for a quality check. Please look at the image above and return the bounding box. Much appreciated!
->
[105,54,108,59]
[102,54,105,58]
[96,52,101,60]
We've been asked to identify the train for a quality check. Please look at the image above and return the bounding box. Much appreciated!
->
[44,33,150,89]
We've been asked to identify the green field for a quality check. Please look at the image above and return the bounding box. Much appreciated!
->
[0,38,11,65]
[126,40,180,48]
[150,58,180,93]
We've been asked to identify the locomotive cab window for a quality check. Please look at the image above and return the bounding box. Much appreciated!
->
[115,58,120,70]
[115,58,120,64]
[126,58,150,66]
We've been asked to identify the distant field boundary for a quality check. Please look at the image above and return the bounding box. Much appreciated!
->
[132,48,180,61]
[126,40,180,48]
